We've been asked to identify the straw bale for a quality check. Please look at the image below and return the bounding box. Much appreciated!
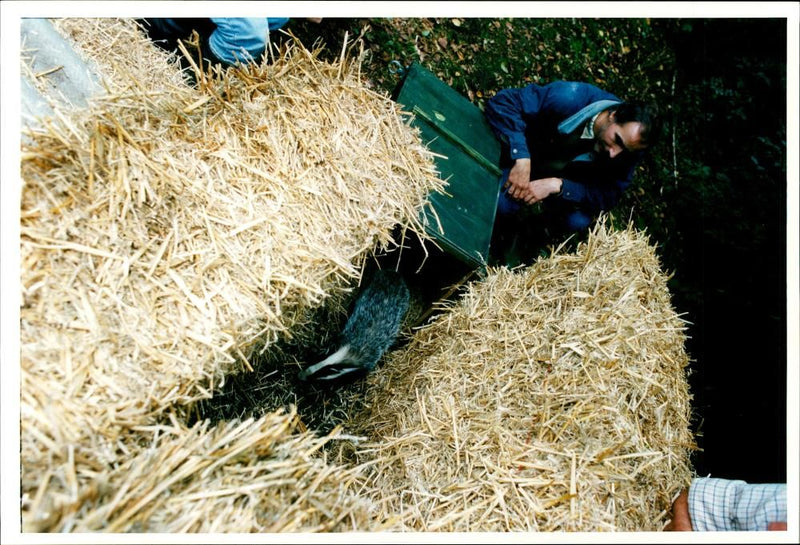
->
[22,407,389,533]
[50,18,191,95]
[20,18,443,532]
[344,219,696,532]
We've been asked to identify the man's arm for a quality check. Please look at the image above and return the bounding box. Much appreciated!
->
[557,166,634,213]
[664,489,693,531]
[484,85,539,165]
[208,18,270,66]
[485,85,542,200]
[665,478,788,532]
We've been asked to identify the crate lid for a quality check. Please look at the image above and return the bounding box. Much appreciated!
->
[393,63,501,269]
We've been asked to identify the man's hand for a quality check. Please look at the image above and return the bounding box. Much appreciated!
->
[514,177,563,205]
[504,158,532,200]
[664,490,693,531]
[504,160,563,205]
[526,178,563,204]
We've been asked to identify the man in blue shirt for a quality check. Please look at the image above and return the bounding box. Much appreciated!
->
[484,80,661,263]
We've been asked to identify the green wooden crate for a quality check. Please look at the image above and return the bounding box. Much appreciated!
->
[392,63,501,269]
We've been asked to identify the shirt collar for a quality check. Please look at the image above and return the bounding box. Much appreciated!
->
[582,111,601,139]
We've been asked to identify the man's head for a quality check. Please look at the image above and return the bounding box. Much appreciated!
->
[593,103,661,160]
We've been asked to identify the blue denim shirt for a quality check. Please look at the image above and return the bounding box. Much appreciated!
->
[485,81,644,214]
[208,18,289,66]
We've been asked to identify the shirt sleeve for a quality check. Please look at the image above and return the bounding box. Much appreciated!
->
[484,85,539,161]
[688,477,787,531]
[208,18,270,66]
[558,160,636,212]
[267,18,290,31]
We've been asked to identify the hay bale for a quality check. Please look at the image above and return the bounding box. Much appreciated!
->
[51,18,190,95]
[19,18,443,532]
[344,219,696,531]
[22,407,387,532]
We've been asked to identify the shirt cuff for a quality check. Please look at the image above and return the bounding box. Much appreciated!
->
[507,133,530,160]
[558,178,583,203]
[688,477,742,531]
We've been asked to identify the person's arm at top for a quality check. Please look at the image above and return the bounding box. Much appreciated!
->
[208,18,270,66]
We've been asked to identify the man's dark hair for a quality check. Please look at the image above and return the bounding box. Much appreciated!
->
[612,102,662,148]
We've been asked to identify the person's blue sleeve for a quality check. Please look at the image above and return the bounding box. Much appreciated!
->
[688,477,787,531]
[208,18,270,65]
[484,85,539,161]
[268,18,290,31]
[559,159,637,213]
